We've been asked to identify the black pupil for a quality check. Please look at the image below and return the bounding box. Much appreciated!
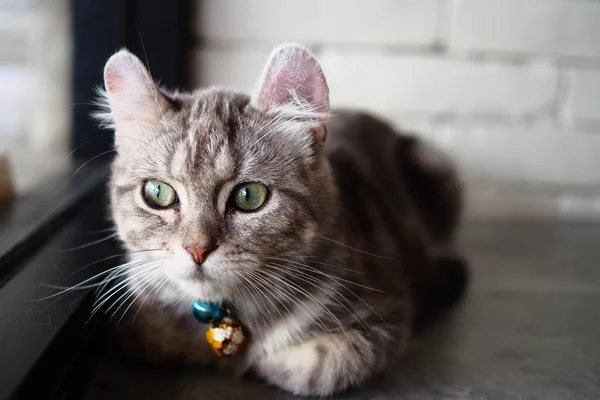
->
[242,187,250,201]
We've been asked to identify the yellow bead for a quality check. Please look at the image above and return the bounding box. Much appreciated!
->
[206,317,247,357]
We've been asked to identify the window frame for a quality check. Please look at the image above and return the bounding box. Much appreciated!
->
[0,1,189,398]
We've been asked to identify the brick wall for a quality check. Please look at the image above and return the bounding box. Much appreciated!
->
[194,0,600,220]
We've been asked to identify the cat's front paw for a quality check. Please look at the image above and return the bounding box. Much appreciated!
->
[254,331,378,397]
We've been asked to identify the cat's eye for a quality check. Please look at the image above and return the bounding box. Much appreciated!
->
[143,180,179,209]
[231,182,269,212]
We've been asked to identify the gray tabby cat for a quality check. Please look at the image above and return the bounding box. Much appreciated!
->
[98,43,468,397]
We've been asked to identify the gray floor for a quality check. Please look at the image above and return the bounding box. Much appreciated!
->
[84,223,600,399]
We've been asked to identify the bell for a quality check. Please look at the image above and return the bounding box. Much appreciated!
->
[206,317,247,357]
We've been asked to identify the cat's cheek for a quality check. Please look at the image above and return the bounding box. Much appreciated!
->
[226,192,283,245]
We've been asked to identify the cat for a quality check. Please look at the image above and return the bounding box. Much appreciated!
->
[96,43,469,397]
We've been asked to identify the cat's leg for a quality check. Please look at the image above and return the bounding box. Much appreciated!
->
[253,324,407,396]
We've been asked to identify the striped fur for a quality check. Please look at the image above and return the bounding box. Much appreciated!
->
[101,44,468,397]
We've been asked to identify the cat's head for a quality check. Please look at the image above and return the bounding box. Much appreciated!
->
[99,44,337,304]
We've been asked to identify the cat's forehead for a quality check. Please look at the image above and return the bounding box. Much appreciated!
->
[180,89,252,129]
[172,89,261,172]
[128,89,301,181]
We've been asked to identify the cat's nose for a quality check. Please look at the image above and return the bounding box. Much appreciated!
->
[185,246,216,265]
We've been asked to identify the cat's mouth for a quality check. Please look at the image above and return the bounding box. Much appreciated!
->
[190,267,206,281]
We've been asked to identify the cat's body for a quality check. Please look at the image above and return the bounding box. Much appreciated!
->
[99,44,468,396]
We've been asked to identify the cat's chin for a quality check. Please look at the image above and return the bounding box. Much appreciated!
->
[171,276,228,304]
[187,268,206,282]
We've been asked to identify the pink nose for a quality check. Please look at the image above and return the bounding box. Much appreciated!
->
[186,246,215,265]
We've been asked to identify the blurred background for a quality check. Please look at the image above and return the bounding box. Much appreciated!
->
[1,0,600,220]
[0,0,70,194]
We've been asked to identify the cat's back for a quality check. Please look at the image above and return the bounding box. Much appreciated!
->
[326,110,400,166]
[325,110,408,194]
[326,110,463,245]
[325,110,412,243]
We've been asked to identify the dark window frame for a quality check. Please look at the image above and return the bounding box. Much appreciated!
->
[0,1,189,398]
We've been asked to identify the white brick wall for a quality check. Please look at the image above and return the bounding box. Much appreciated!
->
[196,0,441,47]
[192,0,600,220]
[566,69,600,122]
[192,48,267,90]
[450,0,600,58]
[320,52,557,116]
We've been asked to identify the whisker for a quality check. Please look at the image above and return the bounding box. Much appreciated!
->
[241,272,291,321]
[30,259,161,318]
[262,256,384,293]
[115,268,164,327]
[291,266,386,325]
[249,269,329,336]
[67,149,116,183]
[49,249,167,290]
[264,263,376,335]
[256,268,348,341]
[45,259,156,292]
[231,269,267,319]
[317,235,394,260]
[55,232,118,252]
[36,257,164,301]
[134,273,168,320]
[238,270,284,321]
[149,275,169,308]
[88,261,162,322]
[95,266,128,296]
[103,277,151,327]
[255,253,365,275]
[91,261,160,310]
[66,136,112,158]
[83,227,117,234]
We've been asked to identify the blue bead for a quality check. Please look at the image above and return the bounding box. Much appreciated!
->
[192,301,223,324]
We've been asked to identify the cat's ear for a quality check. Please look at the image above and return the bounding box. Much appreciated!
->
[253,43,330,142]
[99,49,170,131]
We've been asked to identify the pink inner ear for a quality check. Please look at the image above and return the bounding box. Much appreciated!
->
[105,60,150,97]
[105,71,124,94]
[256,46,330,118]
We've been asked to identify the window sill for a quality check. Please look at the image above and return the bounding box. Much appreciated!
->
[0,160,115,400]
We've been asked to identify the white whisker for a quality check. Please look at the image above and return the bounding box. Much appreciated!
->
[88,261,162,323]
[264,263,374,335]
[256,268,349,341]
[37,257,163,301]
[115,268,164,327]
[56,232,118,252]
[232,269,267,319]
[250,269,329,336]
[317,235,393,259]
[258,253,365,274]
[242,270,287,322]
[262,256,384,293]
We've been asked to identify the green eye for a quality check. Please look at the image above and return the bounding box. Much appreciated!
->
[232,182,269,212]
[143,180,179,209]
